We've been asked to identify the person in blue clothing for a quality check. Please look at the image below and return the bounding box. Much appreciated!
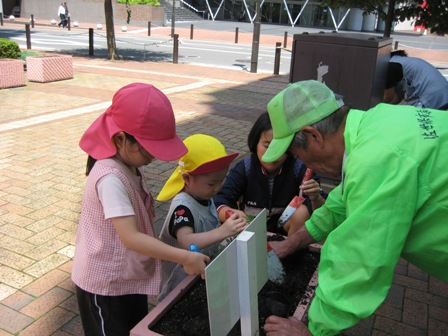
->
[384,50,448,110]
[214,112,326,236]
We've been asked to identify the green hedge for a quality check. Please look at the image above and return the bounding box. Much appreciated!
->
[0,38,21,59]
[117,0,160,5]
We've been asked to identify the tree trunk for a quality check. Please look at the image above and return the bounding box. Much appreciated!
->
[383,0,396,38]
[105,0,120,60]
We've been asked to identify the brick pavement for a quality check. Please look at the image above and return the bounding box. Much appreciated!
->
[0,20,447,336]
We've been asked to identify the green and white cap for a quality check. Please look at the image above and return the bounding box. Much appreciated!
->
[262,80,344,163]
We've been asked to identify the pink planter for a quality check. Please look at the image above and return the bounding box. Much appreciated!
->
[26,55,73,83]
[0,58,25,89]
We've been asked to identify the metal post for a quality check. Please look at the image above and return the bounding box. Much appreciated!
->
[0,13,3,26]
[394,41,399,50]
[31,14,34,28]
[173,34,179,64]
[67,17,71,31]
[171,0,175,38]
[148,21,151,36]
[190,24,193,40]
[274,42,281,75]
[25,24,31,49]
[283,31,288,48]
[250,1,261,73]
[89,28,94,56]
[235,27,239,44]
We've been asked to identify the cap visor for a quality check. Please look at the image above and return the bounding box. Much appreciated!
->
[137,135,188,161]
[261,135,293,163]
[189,152,239,175]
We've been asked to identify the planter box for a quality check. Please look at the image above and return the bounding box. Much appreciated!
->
[26,56,73,83]
[0,59,25,89]
[131,244,322,336]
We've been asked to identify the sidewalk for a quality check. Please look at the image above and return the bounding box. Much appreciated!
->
[0,21,447,336]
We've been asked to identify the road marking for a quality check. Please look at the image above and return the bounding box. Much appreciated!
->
[76,64,244,83]
[0,81,220,132]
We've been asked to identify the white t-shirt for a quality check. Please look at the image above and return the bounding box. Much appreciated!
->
[97,175,135,219]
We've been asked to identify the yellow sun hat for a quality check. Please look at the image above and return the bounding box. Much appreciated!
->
[157,134,239,201]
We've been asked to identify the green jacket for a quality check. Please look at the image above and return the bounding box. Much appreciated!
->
[306,104,448,336]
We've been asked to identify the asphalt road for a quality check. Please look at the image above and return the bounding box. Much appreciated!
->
[0,24,293,74]
[1,19,447,77]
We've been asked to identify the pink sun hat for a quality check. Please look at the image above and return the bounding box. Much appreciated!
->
[79,83,187,161]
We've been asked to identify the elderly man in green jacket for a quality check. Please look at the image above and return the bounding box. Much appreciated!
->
[262,80,448,336]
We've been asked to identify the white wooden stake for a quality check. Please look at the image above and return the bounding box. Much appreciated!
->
[237,231,259,335]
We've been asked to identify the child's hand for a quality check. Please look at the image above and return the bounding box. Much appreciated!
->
[182,252,210,279]
[300,179,322,202]
[220,213,247,237]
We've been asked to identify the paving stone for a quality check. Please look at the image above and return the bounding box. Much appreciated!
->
[0,283,17,301]
[0,266,34,289]
[385,283,405,307]
[18,307,75,336]
[394,273,429,292]
[23,254,70,278]
[403,297,428,329]
[0,304,33,334]
[406,288,448,310]
[22,269,69,297]
[20,287,72,319]
[24,239,67,260]
[60,315,84,335]
[429,276,448,299]
[428,305,448,323]
[373,316,426,336]
[375,303,403,321]
[342,315,374,335]
[1,290,34,310]
[407,263,429,281]
[0,248,34,270]
[428,318,448,336]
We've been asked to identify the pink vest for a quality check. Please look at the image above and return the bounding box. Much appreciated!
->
[72,158,162,296]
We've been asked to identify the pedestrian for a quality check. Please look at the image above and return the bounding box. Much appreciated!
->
[72,83,209,336]
[63,2,70,28]
[214,112,326,236]
[57,2,65,28]
[156,134,246,300]
[261,80,448,335]
[384,50,448,110]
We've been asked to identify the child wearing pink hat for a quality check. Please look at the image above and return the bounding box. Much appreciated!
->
[72,83,210,335]
[156,134,247,300]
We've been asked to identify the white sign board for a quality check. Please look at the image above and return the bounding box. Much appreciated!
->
[205,209,268,335]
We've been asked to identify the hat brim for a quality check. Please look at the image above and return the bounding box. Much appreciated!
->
[261,134,294,163]
[79,109,121,160]
[136,134,187,161]
[156,169,184,201]
[189,152,239,175]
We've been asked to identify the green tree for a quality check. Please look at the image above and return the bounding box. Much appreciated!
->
[397,0,448,36]
[105,0,120,60]
[323,0,448,37]
[104,0,161,60]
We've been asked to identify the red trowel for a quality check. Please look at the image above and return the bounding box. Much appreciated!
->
[277,168,314,229]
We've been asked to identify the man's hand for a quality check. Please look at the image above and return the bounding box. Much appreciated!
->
[266,239,294,259]
[264,316,312,336]
[270,225,316,259]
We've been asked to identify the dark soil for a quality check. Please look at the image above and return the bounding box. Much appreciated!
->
[151,236,320,336]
